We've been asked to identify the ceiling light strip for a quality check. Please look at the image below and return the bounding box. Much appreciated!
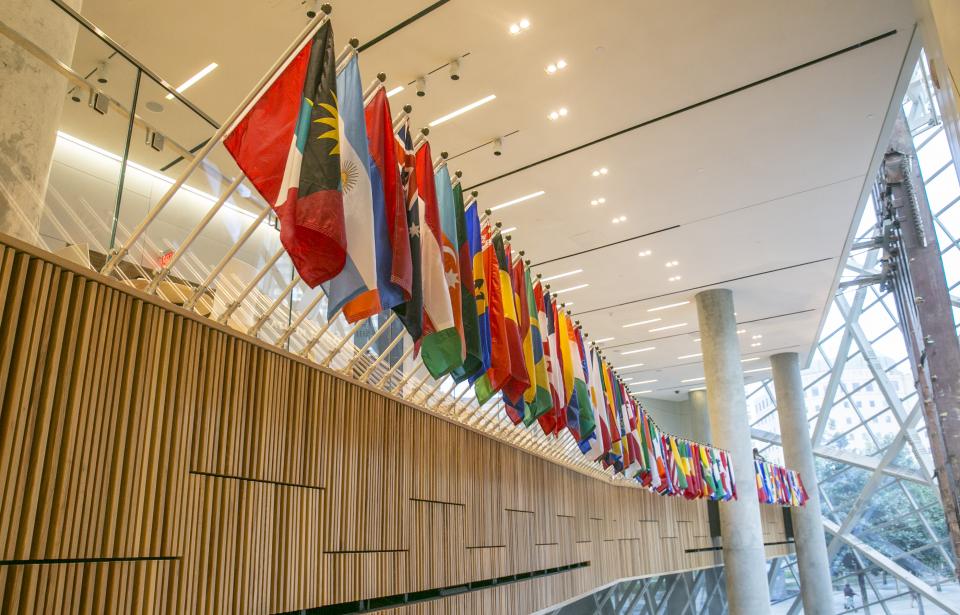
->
[428,94,497,127]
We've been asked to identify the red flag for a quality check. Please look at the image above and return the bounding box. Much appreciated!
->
[364,88,412,298]
[224,21,345,287]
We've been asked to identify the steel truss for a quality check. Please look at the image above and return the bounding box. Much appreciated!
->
[534,567,728,615]
[748,57,960,615]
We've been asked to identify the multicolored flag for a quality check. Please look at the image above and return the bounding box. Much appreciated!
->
[457,202,488,384]
[434,164,466,362]
[224,20,345,288]
[450,187,483,382]
[528,277,553,422]
[542,290,565,435]
[391,118,423,339]
[415,141,461,377]
[364,85,410,310]
[571,326,598,456]
[473,227,511,403]
[495,236,530,406]
[321,54,379,322]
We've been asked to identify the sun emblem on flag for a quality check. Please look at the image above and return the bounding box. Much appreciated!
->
[313,92,339,156]
[341,160,359,193]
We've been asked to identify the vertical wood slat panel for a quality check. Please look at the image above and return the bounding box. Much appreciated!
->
[0,238,789,613]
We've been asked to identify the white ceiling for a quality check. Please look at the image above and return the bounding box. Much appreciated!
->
[75,0,918,399]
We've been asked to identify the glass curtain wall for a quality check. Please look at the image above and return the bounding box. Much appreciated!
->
[747,56,959,614]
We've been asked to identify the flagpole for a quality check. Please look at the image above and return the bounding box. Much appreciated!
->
[300,307,344,358]
[412,372,447,403]
[144,174,245,293]
[433,150,448,172]
[392,105,413,131]
[217,246,286,324]
[248,274,301,336]
[344,313,397,370]
[335,38,359,73]
[362,73,386,106]
[183,204,271,309]
[391,362,424,394]
[321,318,365,366]
[275,288,326,347]
[445,382,472,411]
[101,6,333,276]
[412,127,430,149]
[359,327,405,381]
[377,342,416,387]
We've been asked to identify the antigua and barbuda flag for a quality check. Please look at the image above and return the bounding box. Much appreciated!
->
[224,20,345,288]
[322,54,380,322]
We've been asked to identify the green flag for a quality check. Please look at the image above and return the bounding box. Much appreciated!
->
[450,183,483,382]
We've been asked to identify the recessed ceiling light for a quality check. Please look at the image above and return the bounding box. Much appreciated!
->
[491,190,545,211]
[737,329,746,334]
[741,357,760,363]
[545,59,567,75]
[386,85,405,97]
[665,260,679,268]
[750,342,761,347]
[635,390,653,394]
[681,376,706,383]
[623,318,660,328]
[591,167,608,177]
[564,301,574,306]
[635,379,658,385]
[688,386,706,392]
[622,377,634,382]
[638,249,652,257]
[509,19,531,35]
[752,334,763,340]
[647,300,689,312]
[619,215,627,222]
[621,346,655,355]
[500,226,517,234]
[165,62,218,99]
[549,111,560,120]
[649,322,686,332]
[677,353,702,359]
[618,363,645,370]
[554,283,589,294]
[668,275,682,282]
[692,337,701,342]
[593,337,614,343]
[429,94,497,127]
[558,107,568,116]
[541,268,583,282]
[744,366,772,374]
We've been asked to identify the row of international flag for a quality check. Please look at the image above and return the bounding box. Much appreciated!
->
[221,18,803,506]
[755,460,809,507]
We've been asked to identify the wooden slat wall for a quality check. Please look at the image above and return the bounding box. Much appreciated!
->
[0,237,790,614]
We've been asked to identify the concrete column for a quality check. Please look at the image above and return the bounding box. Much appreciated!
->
[771,352,834,614]
[689,388,712,442]
[0,0,81,243]
[695,288,771,615]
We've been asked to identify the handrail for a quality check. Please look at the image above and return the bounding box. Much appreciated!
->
[46,0,220,129]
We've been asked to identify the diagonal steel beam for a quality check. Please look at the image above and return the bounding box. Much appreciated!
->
[823,519,959,614]
[826,403,922,559]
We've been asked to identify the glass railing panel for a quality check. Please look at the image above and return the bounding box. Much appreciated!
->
[1,1,138,255]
